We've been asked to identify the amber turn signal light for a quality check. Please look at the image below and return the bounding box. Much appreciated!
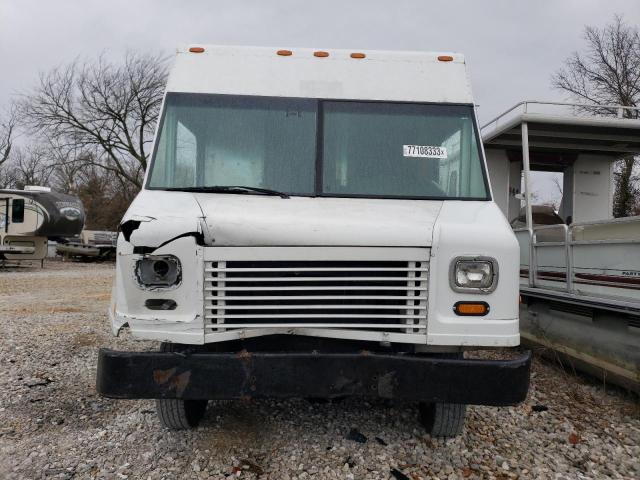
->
[189,47,205,53]
[314,51,329,57]
[453,301,489,316]
[438,55,454,62]
[277,50,293,56]
[350,53,366,59]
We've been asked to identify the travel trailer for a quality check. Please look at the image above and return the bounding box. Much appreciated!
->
[96,45,531,435]
[0,186,85,265]
[482,101,640,391]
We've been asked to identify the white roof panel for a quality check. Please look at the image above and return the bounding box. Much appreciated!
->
[165,45,473,104]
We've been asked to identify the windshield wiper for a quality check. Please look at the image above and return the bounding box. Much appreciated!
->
[165,185,290,198]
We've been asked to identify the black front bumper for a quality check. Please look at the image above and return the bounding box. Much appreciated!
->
[97,349,531,406]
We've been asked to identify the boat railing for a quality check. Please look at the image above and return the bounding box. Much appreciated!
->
[481,100,640,138]
[518,216,640,297]
[531,224,571,292]
[513,227,535,286]
[570,215,640,228]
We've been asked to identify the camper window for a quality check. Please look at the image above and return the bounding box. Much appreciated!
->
[11,199,24,223]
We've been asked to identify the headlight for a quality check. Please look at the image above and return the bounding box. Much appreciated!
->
[450,257,498,293]
[135,255,181,288]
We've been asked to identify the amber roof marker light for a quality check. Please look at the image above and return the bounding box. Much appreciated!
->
[277,50,293,56]
[350,53,366,59]
[189,47,205,53]
[314,51,329,58]
[438,55,454,62]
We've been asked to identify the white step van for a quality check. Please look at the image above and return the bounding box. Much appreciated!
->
[97,46,530,436]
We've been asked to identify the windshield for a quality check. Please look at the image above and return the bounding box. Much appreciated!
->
[147,93,489,200]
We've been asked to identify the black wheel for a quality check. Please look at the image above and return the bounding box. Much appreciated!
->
[156,397,208,430]
[418,402,466,437]
[155,342,208,430]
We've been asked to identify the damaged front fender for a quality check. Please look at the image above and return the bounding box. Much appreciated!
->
[118,190,213,249]
[119,215,207,252]
[111,235,206,344]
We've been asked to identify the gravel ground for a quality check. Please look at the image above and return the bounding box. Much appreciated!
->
[0,261,638,480]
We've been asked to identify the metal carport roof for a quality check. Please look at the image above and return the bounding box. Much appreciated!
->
[481,101,640,157]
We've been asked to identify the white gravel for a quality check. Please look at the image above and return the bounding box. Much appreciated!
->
[0,261,638,479]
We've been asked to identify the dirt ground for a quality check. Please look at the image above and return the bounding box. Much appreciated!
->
[0,261,638,480]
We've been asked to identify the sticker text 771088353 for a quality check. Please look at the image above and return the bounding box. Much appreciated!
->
[403,145,448,159]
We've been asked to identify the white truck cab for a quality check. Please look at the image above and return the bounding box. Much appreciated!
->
[97,46,530,436]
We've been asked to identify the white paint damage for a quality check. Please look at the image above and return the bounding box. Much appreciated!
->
[110,235,206,343]
[124,190,443,247]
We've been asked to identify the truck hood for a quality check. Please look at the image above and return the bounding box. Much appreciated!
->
[121,190,444,248]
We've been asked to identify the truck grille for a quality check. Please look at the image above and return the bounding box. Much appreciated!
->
[204,259,428,335]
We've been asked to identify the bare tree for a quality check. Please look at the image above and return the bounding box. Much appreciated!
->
[51,154,86,193]
[20,52,168,189]
[44,139,91,193]
[0,163,18,189]
[551,176,563,197]
[552,15,640,217]
[551,175,564,211]
[0,105,17,171]
[11,146,56,188]
[74,166,137,230]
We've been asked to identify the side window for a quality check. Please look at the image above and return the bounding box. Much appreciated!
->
[149,112,197,188]
[174,122,197,186]
[11,199,24,223]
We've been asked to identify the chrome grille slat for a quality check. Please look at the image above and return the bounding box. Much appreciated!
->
[205,304,427,310]
[205,313,425,319]
[204,257,428,337]
[204,323,428,329]
[204,276,413,282]
[205,285,428,291]
[205,267,429,272]
[205,295,428,301]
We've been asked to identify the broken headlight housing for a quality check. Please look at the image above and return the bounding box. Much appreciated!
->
[450,256,498,293]
[135,255,181,288]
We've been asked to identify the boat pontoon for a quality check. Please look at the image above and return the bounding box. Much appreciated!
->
[56,230,117,261]
[483,101,640,392]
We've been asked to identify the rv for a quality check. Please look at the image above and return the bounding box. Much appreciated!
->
[96,46,531,436]
[0,186,85,265]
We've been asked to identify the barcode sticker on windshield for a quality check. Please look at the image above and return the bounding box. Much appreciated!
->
[403,145,447,159]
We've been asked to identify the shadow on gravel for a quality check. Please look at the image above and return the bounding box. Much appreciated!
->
[195,397,418,452]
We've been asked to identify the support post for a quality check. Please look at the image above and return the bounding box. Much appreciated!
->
[521,122,535,287]
[566,226,574,293]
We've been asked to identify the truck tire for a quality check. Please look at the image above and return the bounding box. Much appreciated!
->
[155,342,208,430]
[418,402,467,437]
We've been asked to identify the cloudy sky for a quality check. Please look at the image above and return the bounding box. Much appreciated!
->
[1,0,639,201]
